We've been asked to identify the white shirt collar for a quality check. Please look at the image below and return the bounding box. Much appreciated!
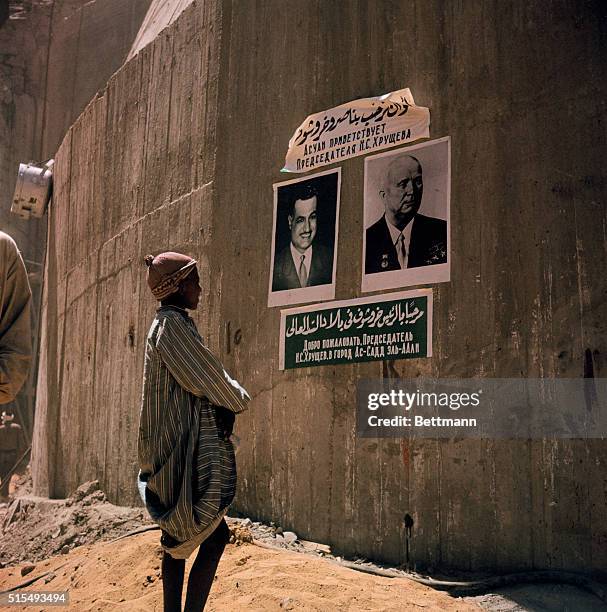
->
[290,242,312,275]
[385,216,415,267]
[385,216,414,244]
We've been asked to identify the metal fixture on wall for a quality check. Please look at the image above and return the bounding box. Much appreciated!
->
[11,159,54,220]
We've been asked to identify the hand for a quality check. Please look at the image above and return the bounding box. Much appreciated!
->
[214,406,235,441]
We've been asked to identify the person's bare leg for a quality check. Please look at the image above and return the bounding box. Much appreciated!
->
[183,520,230,611]
[162,551,186,612]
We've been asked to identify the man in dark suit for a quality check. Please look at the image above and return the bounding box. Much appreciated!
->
[272,184,333,291]
[365,154,447,274]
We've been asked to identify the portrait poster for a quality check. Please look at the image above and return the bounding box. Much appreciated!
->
[362,137,451,293]
[282,88,429,173]
[268,168,341,308]
[278,289,433,370]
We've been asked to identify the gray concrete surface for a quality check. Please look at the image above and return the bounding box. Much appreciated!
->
[41,0,151,158]
[31,0,607,573]
[1,0,150,254]
[0,0,149,441]
[0,0,50,265]
[127,0,195,61]
[0,0,52,438]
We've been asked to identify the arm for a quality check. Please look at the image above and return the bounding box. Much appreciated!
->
[156,315,250,413]
[0,238,32,405]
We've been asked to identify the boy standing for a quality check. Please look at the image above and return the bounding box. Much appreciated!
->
[138,252,249,611]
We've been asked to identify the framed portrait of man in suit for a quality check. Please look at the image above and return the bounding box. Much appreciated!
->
[268,168,341,307]
[362,137,450,293]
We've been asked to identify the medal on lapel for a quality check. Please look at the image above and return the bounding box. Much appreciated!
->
[381,254,389,269]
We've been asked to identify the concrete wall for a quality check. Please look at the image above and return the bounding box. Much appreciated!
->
[41,0,152,158]
[0,0,149,438]
[0,1,50,265]
[1,0,150,252]
[32,0,221,505]
[127,0,195,61]
[33,0,607,573]
[0,0,53,437]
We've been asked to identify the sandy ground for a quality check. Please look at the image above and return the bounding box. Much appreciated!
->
[2,475,604,611]
[0,530,479,611]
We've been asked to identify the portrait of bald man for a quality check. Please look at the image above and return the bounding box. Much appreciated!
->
[364,152,448,275]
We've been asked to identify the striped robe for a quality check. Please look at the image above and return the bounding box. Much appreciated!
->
[137,306,249,558]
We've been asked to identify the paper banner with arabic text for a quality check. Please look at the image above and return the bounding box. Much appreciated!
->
[282,88,430,173]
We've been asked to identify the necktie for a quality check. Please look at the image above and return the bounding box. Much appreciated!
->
[396,233,406,269]
[298,254,308,287]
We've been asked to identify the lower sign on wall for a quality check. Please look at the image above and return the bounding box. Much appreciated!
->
[279,289,432,370]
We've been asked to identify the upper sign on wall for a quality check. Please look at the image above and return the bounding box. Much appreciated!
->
[282,88,430,173]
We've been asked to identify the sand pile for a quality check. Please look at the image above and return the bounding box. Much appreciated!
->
[0,531,479,611]
[0,478,150,567]
[0,476,602,611]
[0,475,478,610]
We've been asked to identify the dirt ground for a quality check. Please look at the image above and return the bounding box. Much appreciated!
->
[0,473,479,611]
[0,530,479,611]
[1,474,604,611]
